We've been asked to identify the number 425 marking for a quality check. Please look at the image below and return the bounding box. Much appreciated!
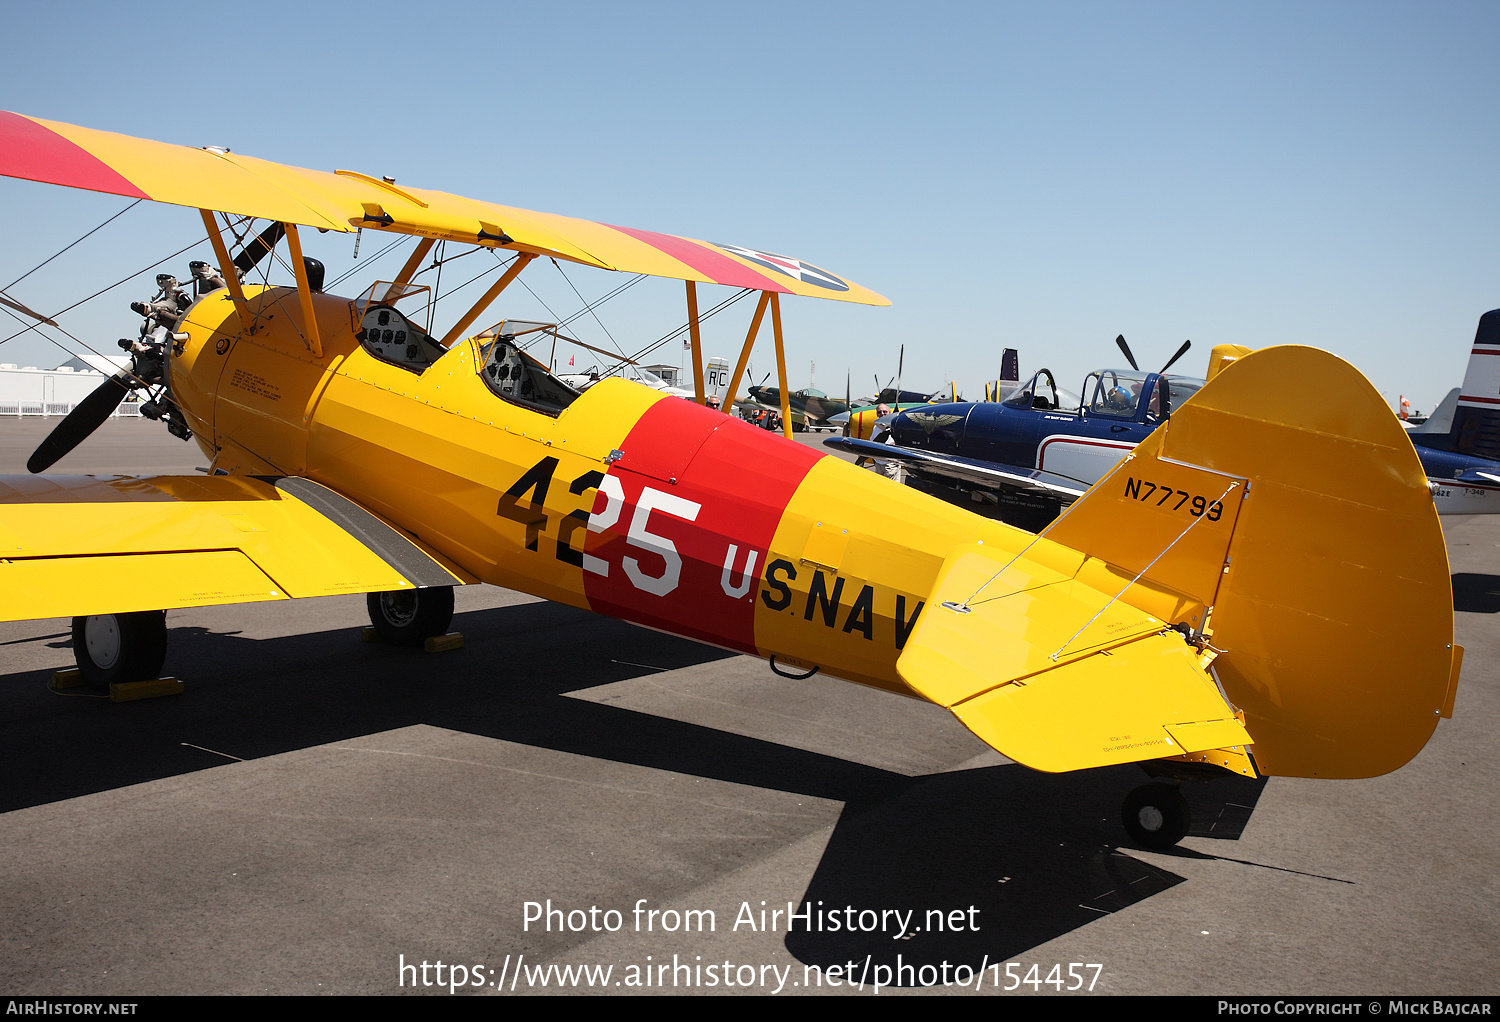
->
[497,456,701,597]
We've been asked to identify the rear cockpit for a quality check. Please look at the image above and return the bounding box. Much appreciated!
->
[1080,369,1205,421]
[475,320,581,417]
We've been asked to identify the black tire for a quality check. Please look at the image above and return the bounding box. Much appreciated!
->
[1121,782,1191,849]
[366,586,454,646]
[71,611,168,686]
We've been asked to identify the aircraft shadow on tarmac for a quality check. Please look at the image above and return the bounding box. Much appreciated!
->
[1,598,1263,973]
[1451,572,1500,613]
[786,765,1264,977]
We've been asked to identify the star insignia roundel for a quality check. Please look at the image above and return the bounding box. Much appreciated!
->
[714,243,850,292]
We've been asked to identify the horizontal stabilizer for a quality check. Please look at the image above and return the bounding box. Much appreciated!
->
[898,345,1458,779]
[896,542,1249,773]
[1412,387,1459,435]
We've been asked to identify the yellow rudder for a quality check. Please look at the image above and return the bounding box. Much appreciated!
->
[1045,345,1457,778]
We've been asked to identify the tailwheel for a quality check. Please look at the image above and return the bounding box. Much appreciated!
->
[1122,782,1191,849]
[366,586,454,646]
[71,611,168,686]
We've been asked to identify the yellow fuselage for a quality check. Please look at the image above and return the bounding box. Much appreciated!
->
[169,286,1155,695]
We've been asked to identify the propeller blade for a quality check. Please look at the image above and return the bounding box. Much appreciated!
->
[1115,334,1139,370]
[1159,339,1192,374]
[27,372,132,472]
[232,221,287,277]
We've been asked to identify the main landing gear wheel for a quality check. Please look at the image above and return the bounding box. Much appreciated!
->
[71,611,168,686]
[366,586,454,646]
[1122,782,1191,849]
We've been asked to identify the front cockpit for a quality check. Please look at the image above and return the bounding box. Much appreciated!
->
[352,283,446,372]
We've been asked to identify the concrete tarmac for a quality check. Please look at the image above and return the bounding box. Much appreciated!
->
[0,417,1494,995]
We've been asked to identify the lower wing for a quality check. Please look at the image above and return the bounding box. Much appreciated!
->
[0,474,467,622]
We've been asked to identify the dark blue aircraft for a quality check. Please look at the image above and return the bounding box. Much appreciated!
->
[826,336,1200,528]
[828,316,1500,528]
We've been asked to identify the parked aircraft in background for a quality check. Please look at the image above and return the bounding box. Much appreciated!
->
[1405,310,1500,513]
[837,321,1500,525]
[1405,388,1457,432]
[827,337,1203,528]
[834,350,1018,441]
[743,381,849,430]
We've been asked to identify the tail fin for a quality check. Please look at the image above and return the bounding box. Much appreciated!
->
[1206,343,1254,383]
[1413,387,1460,435]
[1043,346,1459,778]
[1000,347,1019,383]
[1451,309,1500,457]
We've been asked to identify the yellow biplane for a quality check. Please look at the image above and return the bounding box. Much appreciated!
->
[0,112,1462,849]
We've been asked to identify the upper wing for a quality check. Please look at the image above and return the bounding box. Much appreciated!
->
[0,111,889,306]
[0,473,467,623]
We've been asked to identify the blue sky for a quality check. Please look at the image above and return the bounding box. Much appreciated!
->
[0,1,1496,412]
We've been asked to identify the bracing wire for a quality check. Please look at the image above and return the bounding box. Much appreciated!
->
[3,199,143,292]
[436,259,506,305]
[550,258,626,357]
[485,249,646,354]
[325,234,409,290]
[557,273,645,332]
[409,243,481,283]
[0,302,149,389]
[0,234,210,349]
[1047,478,1242,662]
[603,287,754,375]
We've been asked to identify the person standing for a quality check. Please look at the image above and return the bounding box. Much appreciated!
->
[870,403,902,481]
